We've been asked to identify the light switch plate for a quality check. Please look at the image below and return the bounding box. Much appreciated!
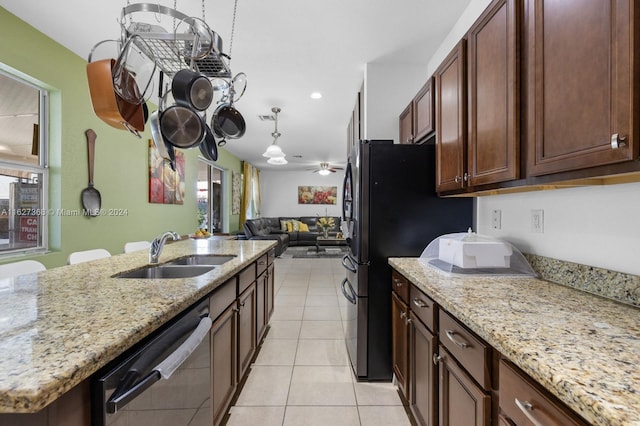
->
[491,209,501,230]
[531,209,544,233]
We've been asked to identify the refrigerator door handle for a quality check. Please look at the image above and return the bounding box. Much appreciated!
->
[341,278,357,305]
[341,255,357,273]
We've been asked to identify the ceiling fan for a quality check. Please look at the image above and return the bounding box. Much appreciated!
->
[309,162,345,176]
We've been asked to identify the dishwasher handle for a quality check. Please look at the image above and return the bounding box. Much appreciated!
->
[155,315,212,379]
[106,315,212,414]
[341,278,357,305]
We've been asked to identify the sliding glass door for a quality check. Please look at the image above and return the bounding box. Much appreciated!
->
[197,160,225,233]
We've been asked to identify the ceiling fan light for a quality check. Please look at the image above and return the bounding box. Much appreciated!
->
[263,143,284,157]
[268,156,288,165]
[318,169,331,176]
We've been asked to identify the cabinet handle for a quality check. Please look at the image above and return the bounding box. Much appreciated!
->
[394,279,403,287]
[412,298,428,308]
[432,353,443,365]
[445,330,470,348]
[400,311,407,319]
[611,133,627,149]
[463,173,468,182]
[454,176,461,183]
[406,317,412,325]
[515,398,545,426]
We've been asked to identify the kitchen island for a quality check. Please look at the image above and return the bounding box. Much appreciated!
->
[389,257,640,426]
[0,238,275,416]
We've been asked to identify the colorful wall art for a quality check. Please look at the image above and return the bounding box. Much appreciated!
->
[297,185,337,205]
[149,139,185,204]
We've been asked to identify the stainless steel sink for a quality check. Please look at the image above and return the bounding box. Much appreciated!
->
[114,264,216,279]
[166,254,236,266]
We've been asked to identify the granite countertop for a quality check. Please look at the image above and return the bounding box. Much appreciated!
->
[0,238,275,413]
[389,257,640,426]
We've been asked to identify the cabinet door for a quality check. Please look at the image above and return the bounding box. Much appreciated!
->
[438,347,491,426]
[410,313,437,426]
[400,103,414,144]
[467,0,519,186]
[211,303,237,426]
[436,40,467,191]
[414,77,435,143]
[237,283,256,379]
[392,291,409,399]
[256,271,267,343]
[526,0,636,176]
[267,263,275,320]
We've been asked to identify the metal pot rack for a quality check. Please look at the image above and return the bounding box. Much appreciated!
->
[120,3,232,79]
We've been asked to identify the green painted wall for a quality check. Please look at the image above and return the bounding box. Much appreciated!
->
[0,8,242,268]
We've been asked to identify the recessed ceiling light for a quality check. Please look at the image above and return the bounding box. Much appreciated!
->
[310,92,322,99]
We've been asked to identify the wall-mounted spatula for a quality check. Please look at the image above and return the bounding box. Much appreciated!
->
[81,129,102,216]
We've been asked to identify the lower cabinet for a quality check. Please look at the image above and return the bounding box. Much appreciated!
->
[256,270,267,342]
[211,303,237,426]
[410,311,438,425]
[438,346,491,426]
[391,291,410,400]
[237,282,257,379]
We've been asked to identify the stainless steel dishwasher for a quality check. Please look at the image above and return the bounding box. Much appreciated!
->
[92,299,212,426]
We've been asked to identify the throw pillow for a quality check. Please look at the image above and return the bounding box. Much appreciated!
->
[280,220,290,231]
[299,222,309,232]
[292,220,300,231]
[286,221,293,232]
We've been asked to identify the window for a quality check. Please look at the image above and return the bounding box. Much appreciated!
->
[197,159,224,233]
[0,69,48,255]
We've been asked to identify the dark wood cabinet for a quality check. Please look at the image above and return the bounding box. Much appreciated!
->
[237,282,256,379]
[267,262,275,320]
[499,359,588,426]
[414,78,435,142]
[438,346,491,426]
[525,0,637,177]
[467,0,519,186]
[410,311,438,426]
[392,291,410,400]
[400,77,435,145]
[435,40,467,192]
[399,103,414,144]
[347,82,364,155]
[256,270,267,343]
[211,303,237,426]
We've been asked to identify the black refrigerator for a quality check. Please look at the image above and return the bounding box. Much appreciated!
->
[340,140,473,381]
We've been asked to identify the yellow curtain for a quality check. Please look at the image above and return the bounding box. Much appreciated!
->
[240,162,262,225]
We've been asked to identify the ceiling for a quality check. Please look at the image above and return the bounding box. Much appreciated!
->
[0,0,471,171]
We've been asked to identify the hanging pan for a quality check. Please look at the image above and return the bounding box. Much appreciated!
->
[171,69,213,111]
[158,90,205,149]
[210,73,247,143]
[199,123,218,162]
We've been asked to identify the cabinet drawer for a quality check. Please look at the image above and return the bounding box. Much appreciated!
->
[409,284,436,332]
[439,310,491,390]
[210,277,236,320]
[391,270,409,304]
[238,263,256,294]
[256,254,268,276]
[500,359,587,426]
[267,248,276,265]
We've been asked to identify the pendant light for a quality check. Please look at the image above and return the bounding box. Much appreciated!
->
[262,107,287,164]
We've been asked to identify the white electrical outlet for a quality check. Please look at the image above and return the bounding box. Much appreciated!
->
[492,209,501,230]
[531,209,544,233]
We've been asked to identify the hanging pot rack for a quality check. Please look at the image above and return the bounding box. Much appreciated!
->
[119,3,232,79]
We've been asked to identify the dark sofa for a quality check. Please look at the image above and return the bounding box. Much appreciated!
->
[242,216,342,256]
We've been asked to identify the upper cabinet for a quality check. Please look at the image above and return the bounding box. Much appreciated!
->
[400,78,435,145]
[435,40,467,192]
[347,82,364,155]
[525,0,637,176]
[467,0,519,186]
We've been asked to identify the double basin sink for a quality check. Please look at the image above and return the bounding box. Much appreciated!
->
[114,254,236,279]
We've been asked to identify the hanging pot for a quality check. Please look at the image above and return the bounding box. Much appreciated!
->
[199,124,218,162]
[86,58,145,136]
[211,103,246,140]
[159,105,205,149]
[171,69,214,111]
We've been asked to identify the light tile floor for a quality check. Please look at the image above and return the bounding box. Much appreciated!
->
[225,253,413,425]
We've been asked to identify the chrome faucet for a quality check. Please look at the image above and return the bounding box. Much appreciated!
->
[149,231,180,264]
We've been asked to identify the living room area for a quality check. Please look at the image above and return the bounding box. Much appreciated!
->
[241,167,348,258]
